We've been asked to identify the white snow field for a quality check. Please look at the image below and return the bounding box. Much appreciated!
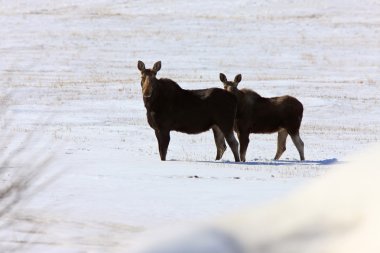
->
[0,0,379,252]
[130,144,380,253]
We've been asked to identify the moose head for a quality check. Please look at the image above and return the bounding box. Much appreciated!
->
[219,73,242,93]
[137,60,162,98]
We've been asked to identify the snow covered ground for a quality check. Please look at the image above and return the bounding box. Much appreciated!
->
[130,144,380,253]
[0,0,379,251]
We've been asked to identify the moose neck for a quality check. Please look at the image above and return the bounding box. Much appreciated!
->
[230,88,245,103]
[143,78,160,111]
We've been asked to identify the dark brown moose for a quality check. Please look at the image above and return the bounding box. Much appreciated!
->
[137,60,240,162]
[219,73,305,162]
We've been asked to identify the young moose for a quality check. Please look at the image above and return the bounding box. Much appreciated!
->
[220,73,305,162]
[137,61,240,162]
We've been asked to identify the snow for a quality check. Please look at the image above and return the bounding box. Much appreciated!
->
[130,144,380,253]
[0,0,379,251]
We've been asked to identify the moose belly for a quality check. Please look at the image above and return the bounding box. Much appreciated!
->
[250,122,282,134]
[173,121,212,134]
[252,127,281,134]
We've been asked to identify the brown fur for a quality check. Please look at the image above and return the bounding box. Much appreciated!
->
[137,61,240,161]
[220,73,305,162]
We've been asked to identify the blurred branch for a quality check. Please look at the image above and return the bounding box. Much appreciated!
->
[0,95,60,252]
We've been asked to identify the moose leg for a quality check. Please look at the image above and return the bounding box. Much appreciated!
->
[154,130,162,158]
[225,132,240,162]
[212,126,227,160]
[238,132,249,162]
[155,130,170,161]
[290,131,305,161]
[274,129,288,160]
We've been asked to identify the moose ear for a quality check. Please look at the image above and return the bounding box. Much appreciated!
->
[219,73,227,83]
[137,60,145,71]
[153,61,161,72]
[234,74,242,84]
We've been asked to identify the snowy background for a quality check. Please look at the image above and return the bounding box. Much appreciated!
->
[0,0,379,251]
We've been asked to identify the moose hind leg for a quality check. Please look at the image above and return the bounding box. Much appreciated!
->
[225,132,240,162]
[238,132,249,162]
[274,129,288,160]
[290,132,305,161]
[212,126,227,160]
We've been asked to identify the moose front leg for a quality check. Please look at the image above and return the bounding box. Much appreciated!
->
[155,130,170,161]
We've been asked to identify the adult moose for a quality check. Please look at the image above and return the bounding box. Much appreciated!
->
[219,73,305,162]
[137,60,240,162]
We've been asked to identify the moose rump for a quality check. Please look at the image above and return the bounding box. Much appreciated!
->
[138,61,240,161]
[246,95,303,135]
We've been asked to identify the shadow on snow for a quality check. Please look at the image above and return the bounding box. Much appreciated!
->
[193,158,339,166]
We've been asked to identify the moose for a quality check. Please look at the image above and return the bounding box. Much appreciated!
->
[219,73,305,162]
[137,60,240,162]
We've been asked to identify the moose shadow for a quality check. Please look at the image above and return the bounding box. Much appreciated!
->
[196,158,339,167]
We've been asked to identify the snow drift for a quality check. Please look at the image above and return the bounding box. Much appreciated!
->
[133,143,380,253]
